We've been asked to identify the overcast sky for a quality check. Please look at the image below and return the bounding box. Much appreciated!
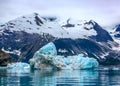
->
[0,0,120,26]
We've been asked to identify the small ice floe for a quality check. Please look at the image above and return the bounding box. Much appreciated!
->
[112,68,120,70]
[102,67,109,70]
[7,62,30,73]
[96,67,109,71]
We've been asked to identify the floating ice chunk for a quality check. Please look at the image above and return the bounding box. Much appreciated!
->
[30,42,99,70]
[112,68,120,70]
[7,62,30,73]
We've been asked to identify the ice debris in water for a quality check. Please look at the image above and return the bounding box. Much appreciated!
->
[7,62,30,73]
[29,42,99,70]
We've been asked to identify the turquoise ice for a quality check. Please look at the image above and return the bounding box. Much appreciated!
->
[29,42,99,70]
[38,42,57,55]
[7,62,30,73]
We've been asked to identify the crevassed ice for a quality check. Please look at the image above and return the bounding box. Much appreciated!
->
[29,42,99,70]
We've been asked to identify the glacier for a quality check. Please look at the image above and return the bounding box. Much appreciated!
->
[29,42,99,70]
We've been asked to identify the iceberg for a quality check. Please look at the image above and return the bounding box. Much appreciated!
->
[7,62,30,73]
[29,42,99,70]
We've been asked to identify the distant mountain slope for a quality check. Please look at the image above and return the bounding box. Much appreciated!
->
[53,38,120,65]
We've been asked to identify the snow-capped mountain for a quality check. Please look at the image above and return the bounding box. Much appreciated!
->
[0,13,120,65]
[104,24,120,51]
[60,18,113,42]
[0,13,69,38]
[0,13,113,40]
[113,24,120,40]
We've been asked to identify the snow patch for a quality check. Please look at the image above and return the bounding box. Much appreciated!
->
[2,48,21,56]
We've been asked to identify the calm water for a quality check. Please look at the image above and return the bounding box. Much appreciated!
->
[0,68,120,86]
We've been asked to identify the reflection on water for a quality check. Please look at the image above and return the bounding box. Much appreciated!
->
[0,68,120,86]
[33,70,98,86]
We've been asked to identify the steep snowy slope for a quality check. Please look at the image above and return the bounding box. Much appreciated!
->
[60,18,113,42]
[60,19,97,39]
[104,24,120,51]
[0,13,69,38]
[112,24,120,42]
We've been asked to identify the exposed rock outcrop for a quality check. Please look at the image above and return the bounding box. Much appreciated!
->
[0,50,14,66]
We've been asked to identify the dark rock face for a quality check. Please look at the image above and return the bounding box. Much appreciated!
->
[114,24,120,38]
[53,38,120,65]
[114,34,120,38]
[0,50,14,66]
[115,24,120,32]
[42,17,57,21]
[0,30,55,62]
[62,24,75,28]
[35,15,44,26]
[88,21,113,42]
[54,38,108,56]
[62,18,75,28]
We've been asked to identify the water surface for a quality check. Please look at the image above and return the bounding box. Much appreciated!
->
[0,68,120,86]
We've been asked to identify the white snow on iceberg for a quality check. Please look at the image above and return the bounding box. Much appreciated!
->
[7,62,30,73]
[29,42,99,70]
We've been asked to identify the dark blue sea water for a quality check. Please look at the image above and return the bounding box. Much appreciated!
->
[0,67,120,86]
